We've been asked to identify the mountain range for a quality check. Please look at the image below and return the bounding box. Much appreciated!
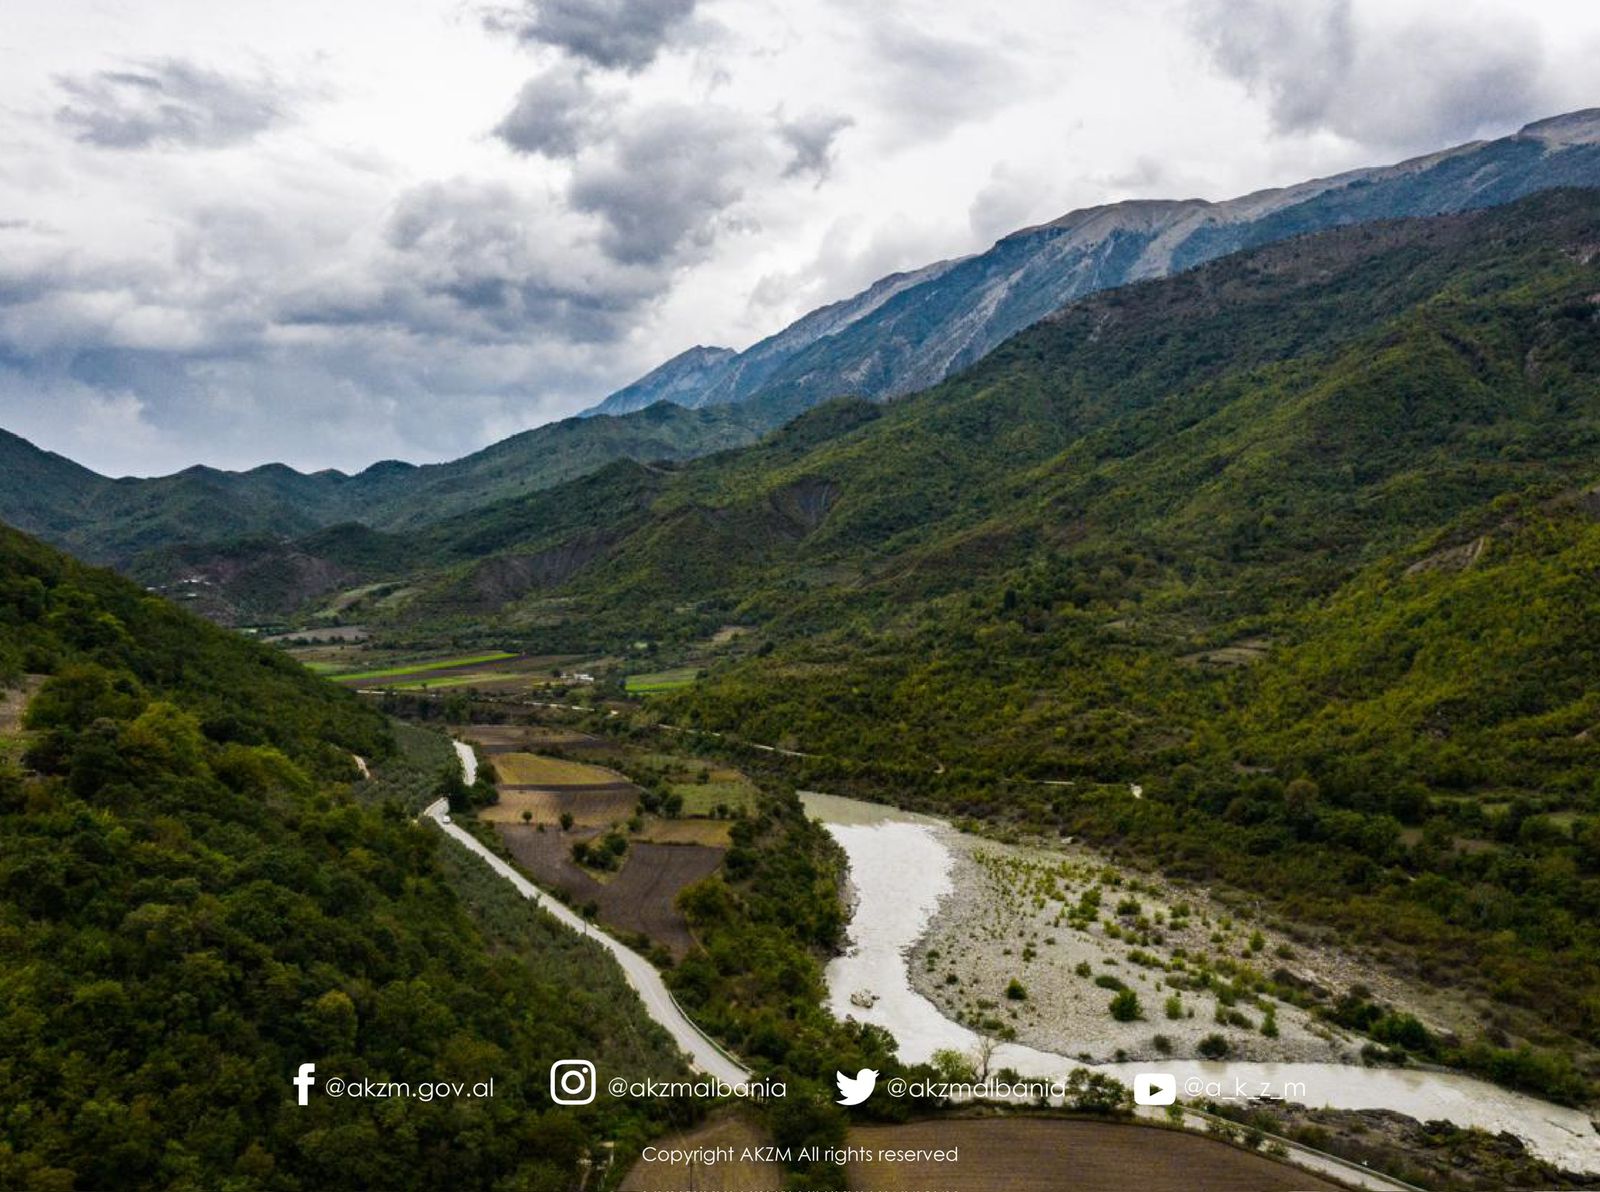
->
[1,110,1599,630]
[587,109,1600,417]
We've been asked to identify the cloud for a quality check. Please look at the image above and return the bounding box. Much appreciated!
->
[54,58,285,149]
[483,0,697,71]
[1189,0,1550,151]
[567,104,768,265]
[778,111,853,179]
[270,179,665,346]
[493,62,612,157]
[866,16,1019,138]
[0,177,676,474]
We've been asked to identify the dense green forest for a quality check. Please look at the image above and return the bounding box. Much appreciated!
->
[0,526,694,1190]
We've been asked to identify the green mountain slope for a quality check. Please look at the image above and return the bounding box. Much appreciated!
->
[0,525,688,1188]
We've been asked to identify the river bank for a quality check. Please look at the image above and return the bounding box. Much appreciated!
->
[801,790,1600,1174]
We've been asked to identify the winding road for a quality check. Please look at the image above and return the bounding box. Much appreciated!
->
[425,741,750,1087]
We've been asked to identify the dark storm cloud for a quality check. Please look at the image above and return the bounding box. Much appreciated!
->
[54,58,285,149]
[483,0,696,72]
[567,105,765,265]
[1189,0,1550,151]
[778,111,853,179]
[492,62,610,157]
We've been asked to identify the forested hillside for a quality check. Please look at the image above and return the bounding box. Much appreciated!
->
[0,526,688,1189]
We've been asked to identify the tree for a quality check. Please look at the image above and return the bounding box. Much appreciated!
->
[930,1048,977,1083]
[973,1034,1001,1082]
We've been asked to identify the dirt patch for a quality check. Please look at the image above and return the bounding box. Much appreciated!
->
[1181,637,1272,667]
[496,824,724,957]
[0,676,44,737]
[845,1118,1341,1191]
[1406,536,1488,575]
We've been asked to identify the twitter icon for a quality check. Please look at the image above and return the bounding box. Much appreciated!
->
[835,1068,878,1105]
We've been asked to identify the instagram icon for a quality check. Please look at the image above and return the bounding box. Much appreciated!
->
[550,1060,596,1105]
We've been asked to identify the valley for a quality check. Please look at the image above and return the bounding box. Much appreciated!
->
[4,104,1600,1192]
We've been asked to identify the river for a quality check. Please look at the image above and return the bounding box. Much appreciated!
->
[801,791,1600,1173]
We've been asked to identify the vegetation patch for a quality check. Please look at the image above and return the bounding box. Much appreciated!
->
[625,667,699,693]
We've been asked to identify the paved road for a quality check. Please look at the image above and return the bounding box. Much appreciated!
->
[429,743,751,1086]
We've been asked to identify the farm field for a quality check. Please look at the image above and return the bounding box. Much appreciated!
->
[844,1119,1340,1192]
[478,787,637,827]
[329,651,517,682]
[624,667,698,693]
[632,752,763,816]
[492,752,625,786]
[495,824,724,957]
[383,671,529,691]
[633,819,733,846]
[461,724,604,754]
[621,1114,1336,1191]
[672,774,760,817]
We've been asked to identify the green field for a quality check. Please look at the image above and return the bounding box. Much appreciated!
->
[328,651,517,682]
[625,668,698,693]
[385,671,521,691]
[672,778,760,817]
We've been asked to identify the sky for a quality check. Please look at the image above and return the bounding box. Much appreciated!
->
[1,0,1597,477]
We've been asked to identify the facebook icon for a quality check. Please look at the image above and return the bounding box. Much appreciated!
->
[293,1063,316,1106]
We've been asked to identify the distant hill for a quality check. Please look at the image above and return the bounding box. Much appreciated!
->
[587,109,1600,419]
[0,398,786,568]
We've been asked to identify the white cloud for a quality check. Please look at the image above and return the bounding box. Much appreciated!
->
[0,0,1596,475]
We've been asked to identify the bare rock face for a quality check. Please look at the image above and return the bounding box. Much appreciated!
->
[1518,108,1600,148]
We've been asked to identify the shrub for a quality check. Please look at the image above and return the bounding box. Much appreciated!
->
[1110,989,1142,1022]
